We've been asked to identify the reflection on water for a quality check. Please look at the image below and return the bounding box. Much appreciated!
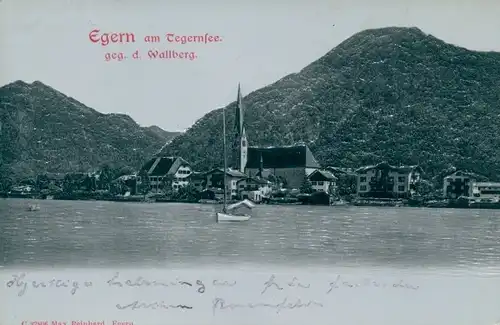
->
[1,199,500,268]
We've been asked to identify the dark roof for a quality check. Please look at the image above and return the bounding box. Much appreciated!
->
[325,166,356,175]
[355,162,422,174]
[187,171,205,180]
[139,157,189,176]
[308,170,337,181]
[206,168,247,178]
[246,145,320,169]
[237,177,270,185]
[444,170,488,180]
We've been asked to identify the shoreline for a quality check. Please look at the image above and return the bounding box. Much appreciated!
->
[2,193,500,209]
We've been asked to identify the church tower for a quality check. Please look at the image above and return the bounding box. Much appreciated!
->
[234,83,247,172]
[240,127,248,173]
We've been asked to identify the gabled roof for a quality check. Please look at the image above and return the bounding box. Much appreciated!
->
[444,170,487,180]
[355,162,422,174]
[139,156,190,176]
[206,168,247,178]
[246,144,320,169]
[308,169,337,181]
[325,166,356,175]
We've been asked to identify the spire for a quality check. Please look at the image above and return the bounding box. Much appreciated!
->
[235,83,244,135]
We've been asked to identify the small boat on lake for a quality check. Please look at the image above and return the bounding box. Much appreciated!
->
[217,199,255,222]
[26,204,40,211]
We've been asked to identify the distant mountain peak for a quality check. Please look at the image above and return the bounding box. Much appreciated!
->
[0,81,180,178]
[161,26,500,179]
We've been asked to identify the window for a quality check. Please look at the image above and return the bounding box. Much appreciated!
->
[388,177,394,182]
[371,177,376,181]
[311,181,317,185]
[242,140,246,146]
[318,181,324,186]
[360,177,366,182]
[398,177,405,183]
[239,184,245,188]
[360,185,367,191]
[398,185,405,191]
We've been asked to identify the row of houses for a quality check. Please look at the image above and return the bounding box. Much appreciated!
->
[135,150,328,200]
[135,154,500,202]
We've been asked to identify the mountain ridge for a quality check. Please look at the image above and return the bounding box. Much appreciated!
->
[0,80,180,180]
[160,26,500,180]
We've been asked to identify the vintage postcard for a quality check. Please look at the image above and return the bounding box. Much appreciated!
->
[1,0,500,324]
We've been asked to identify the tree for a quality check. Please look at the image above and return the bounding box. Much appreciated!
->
[110,179,126,195]
[336,173,357,196]
[83,175,97,192]
[413,179,434,197]
[35,174,50,191]
[173,183,199,202]
[0,164,14,192]
[98,164,113,191]
[62,174,75,194]
[300,175,313,194]
[137,169,150,197]
[161,174,175,194]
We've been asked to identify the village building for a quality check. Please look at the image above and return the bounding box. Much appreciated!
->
[307,169,337,194]
[244,145,320,189]
[138,156,192,192]
[442,170,488,199]
[471,182,500,202]
[237,177,273,202]
[187,171,206,192]
[231,84,321,190]
[205,168,247,199]
[356,162,422,198]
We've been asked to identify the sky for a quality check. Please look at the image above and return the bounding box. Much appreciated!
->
[1,0,500,132]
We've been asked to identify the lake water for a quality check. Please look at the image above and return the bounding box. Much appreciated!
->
[1,198,500,325]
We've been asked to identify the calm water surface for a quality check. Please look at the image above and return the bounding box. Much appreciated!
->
[1,198,500,269]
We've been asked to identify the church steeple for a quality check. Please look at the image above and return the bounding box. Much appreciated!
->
[235,83,244,136]
[233,83,247,172]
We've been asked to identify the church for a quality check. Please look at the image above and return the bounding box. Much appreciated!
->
[232,84,321,189]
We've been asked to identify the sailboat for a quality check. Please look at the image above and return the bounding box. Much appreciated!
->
[216,85,254,223]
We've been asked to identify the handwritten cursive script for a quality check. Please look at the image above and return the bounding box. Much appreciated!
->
[261,274,283,294]
[116,300,193,310]
[212,297,323,315]
[5,273,92,297]
[287,277,310,288]
[261,275,310,294]
[326,275,419,293]
[213,279,237,287]
[107,272,205,293]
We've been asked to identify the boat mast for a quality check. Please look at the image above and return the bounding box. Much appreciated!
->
[222,103,227,213]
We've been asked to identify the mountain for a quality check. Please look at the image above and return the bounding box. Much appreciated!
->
[0,80,176,179]
[146,125,182,141]
[161,27,500,180]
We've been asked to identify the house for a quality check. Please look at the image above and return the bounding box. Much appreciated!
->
[237,177,273,201]
[205,168,247,199]
[471,182,500,202]
[307,169,337,194]
[442,170,487,199]
[187,172,206,192]
[244,145,321,189]
[138,156,192,192]
[356,162,423,198]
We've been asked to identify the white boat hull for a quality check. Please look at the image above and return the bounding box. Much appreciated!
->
[216,212,251,222]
